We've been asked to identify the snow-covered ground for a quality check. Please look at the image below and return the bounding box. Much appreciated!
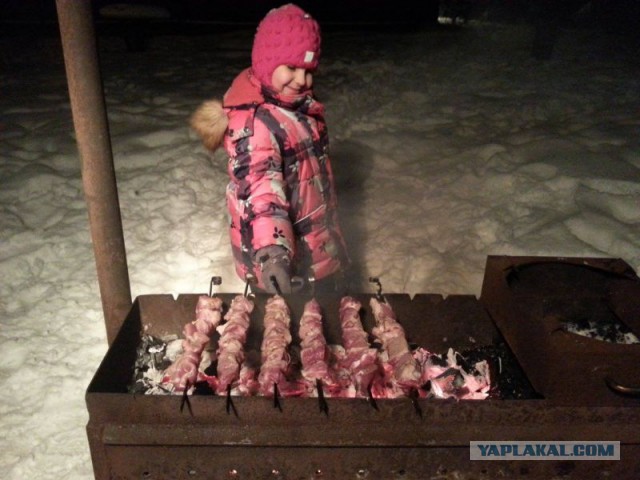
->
[1,18,639,479]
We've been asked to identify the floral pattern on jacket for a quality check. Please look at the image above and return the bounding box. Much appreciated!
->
[222,69,349,288]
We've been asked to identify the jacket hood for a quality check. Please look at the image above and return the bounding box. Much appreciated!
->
[225,68,314,109]
[223,68,265,108]
[190,68,319,152]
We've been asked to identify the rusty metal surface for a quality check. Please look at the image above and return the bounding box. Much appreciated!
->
[96,443,640,480]
[86,275,640,479]
[56,0,132,345]
[480,255,640,406]
[88,391,640,441]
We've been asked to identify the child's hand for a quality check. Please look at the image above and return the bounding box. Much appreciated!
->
[256,246,292,295]
[264,262,292,295]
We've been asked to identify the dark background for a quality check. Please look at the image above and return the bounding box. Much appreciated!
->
[2,1,639,31]
[1,1,638,61]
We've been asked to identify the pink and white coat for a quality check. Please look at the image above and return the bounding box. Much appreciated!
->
[222,69,349,289]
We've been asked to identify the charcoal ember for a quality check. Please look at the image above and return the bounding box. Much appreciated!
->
[543,296,639,344]
[203,360,218,377]
[461,342,540,400]
[415,348,490,400]
[129,334,174,394]
[193,380,215,396]
[130,335,166,393]
[564,319,639,344]
[165,338,184,361]
[454,352,472,372]
[130,381,148,395]
[133,335,166,371]
[429,353,449,369]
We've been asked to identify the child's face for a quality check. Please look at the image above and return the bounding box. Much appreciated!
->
[271,65,314,95]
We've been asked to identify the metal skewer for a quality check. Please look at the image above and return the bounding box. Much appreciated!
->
[409,388,423,418]
[180,380,193,416]
[243,273,258,297]
[270,274,303,295]
[273,382,283,412]
[366,382,379,411]
[316,379,329,416]
[226,384,238,417]
[369,277,384,301]
[270,275,283,296]
[308,276,316,296]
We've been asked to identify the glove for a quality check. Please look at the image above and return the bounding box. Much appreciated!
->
[256,246,292,295]
[334,267,355,294]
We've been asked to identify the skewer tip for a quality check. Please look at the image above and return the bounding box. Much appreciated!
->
[366,382,379,411]
[273,382,283,411]
[316,379,329,416]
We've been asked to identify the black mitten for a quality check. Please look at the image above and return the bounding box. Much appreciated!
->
[256,246,292,294]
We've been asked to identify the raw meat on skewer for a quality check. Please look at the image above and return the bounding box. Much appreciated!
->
[370,297,421,391]
[215,295,254,395]
[142,295,491,400]
[236,355,260,396]
[298,299,340,396]
[338,296,380,397]
[257,295,303,397]
[162,295,223,392]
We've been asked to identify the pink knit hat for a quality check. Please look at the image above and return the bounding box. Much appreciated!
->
[251,4,321,87]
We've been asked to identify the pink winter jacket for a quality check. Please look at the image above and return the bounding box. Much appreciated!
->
[222,69,349,289]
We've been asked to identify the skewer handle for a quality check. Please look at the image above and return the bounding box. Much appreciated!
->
[369,277,383,300]
[605,377,640,397]
[209,276,222,297]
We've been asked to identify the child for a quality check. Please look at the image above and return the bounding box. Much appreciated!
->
[191,4,350,294]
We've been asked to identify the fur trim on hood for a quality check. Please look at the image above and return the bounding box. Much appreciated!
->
[190,99,228,152]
